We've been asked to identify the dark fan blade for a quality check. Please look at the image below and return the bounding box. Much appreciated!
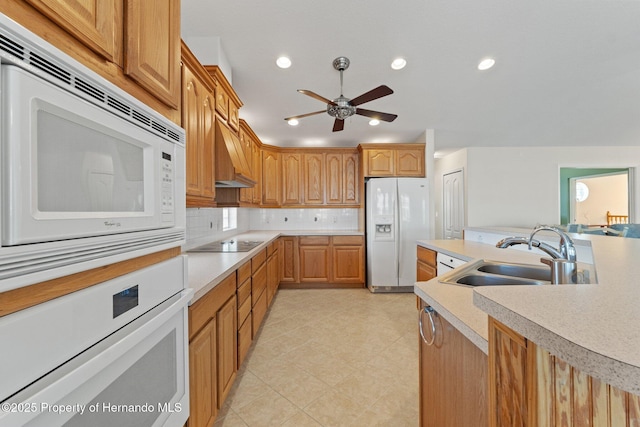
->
[355,108,398,122]
[298,90,337,105]
[284,110,325,121]
[332,119,344,132]
[350,85,393,106]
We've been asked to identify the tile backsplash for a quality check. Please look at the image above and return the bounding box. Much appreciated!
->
[249,208,359,231]
[185,208,250,250]
[185,207,360,250]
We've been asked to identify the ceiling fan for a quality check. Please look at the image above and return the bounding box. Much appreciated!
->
[284,56,398,132]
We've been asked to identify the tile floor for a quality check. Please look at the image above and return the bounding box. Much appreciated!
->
[214,288,419,427]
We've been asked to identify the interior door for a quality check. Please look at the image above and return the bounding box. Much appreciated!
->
[443,170,464,240]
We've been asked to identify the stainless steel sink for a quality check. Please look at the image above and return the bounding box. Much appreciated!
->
[476,262,551,282]
[438,259,551,287]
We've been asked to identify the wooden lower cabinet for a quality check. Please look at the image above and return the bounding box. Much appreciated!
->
[417,246,437,281]
[332,236,364,283]
[188,317,217,427]
[419,301,487,427]
[488,317,640,426]
[188,273,237,426]
[281,235,364,287]
[266,242,280,306]
[216,295,237,406]
[299,236,331,282]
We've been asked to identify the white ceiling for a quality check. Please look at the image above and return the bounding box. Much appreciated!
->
[181,0,640,154]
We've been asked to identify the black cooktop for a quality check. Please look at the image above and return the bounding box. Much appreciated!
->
[190,240,263,253]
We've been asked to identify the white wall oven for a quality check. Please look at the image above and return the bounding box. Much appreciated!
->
[0,14,185,291]
[0,256,191,427]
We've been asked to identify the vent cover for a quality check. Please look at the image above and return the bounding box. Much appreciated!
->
[0,19,184,145]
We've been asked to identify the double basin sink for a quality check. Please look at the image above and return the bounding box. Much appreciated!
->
[439,259,553,287]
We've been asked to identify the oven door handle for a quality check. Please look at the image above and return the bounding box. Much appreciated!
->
[0,288,193,427]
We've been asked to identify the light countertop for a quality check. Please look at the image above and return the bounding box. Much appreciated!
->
[186,230,362,302]
[415,235,640,396]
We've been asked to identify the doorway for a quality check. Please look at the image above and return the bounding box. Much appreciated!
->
[560,168,634,226]
[443,169,464,239]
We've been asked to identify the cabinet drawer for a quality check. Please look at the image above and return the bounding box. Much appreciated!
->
[238,314,252,367]
[267,240,278,256]
[299,236,330,246]
[417,246,437,267]
[237,278,251,305]
[251,290,267,339]
[251,249,267,273]
[189,272,235,340]
[237,261,251,286]
[237,294,252,327]
[332,235,363,246]
[251,263,267,306]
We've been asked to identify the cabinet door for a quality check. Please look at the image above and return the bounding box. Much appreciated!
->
[215,85,230,120]
[183,64,215,206]
[266,250,279,306]
[124,0,180,108]
[238,129,252,203]
[299,241,331,282]
[396,148,425,177]
[304,153,325,204]
[488,317,528,426]
[281,153,303,205]
[217,295,237,409]
[25,0,121,62]
[280,236,299,283]
[343,153,360,204]
[326,153,343,205]
[331,245,364,283]
[252,142,262,205]
[417,260,437,282]
[420,304,488,427]
[262,150,281,206]
[365,149,395,177]
[189,318,217,427]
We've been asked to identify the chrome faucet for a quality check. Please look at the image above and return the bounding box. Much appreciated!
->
[496,225,578,284]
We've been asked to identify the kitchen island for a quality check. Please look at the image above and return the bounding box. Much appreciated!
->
[415,234,640,425]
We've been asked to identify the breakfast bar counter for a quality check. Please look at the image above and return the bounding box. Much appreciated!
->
[415,235,640,396]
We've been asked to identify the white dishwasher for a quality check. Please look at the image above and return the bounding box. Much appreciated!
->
[436,253,467,275]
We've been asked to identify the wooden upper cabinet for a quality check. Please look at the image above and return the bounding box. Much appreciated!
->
[25,0,122,63]
[281,153,303,205]
[365,149,395,176]
[252,142,262,205]
[304,153,325,205]
[182,44,216,207]
[361,144,426,177]
[343,153,359,204]
[124,0,181,108]
[205,66,243,131]
[396,147,425,177]
[262,150,281,206]
[326,154,343,205]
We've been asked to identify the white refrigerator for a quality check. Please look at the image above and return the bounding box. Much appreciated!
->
[366,177,429,292]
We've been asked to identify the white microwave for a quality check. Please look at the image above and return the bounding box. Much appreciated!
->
[2,65,178,245]
[0,15,185,289]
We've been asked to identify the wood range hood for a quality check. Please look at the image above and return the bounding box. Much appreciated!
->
[215,120,255,188]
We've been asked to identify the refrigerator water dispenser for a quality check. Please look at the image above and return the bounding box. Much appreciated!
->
[373,215,394,241]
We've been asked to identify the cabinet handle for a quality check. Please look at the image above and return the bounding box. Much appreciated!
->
[419,306,437,346]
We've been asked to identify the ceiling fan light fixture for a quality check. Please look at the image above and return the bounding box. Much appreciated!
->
[276,56,292,69]
[478,58,495,71]
[287,119,299,126]
[369,119,380,126]
[391,58,407,70]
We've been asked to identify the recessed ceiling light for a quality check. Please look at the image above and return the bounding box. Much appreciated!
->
[369,119,380,126]
[276,56,292,69]
[287,119,299,126]
[391,58,407,70]
[477,58,495,71]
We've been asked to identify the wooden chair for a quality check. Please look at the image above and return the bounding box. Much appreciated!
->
[606,210,628,226]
